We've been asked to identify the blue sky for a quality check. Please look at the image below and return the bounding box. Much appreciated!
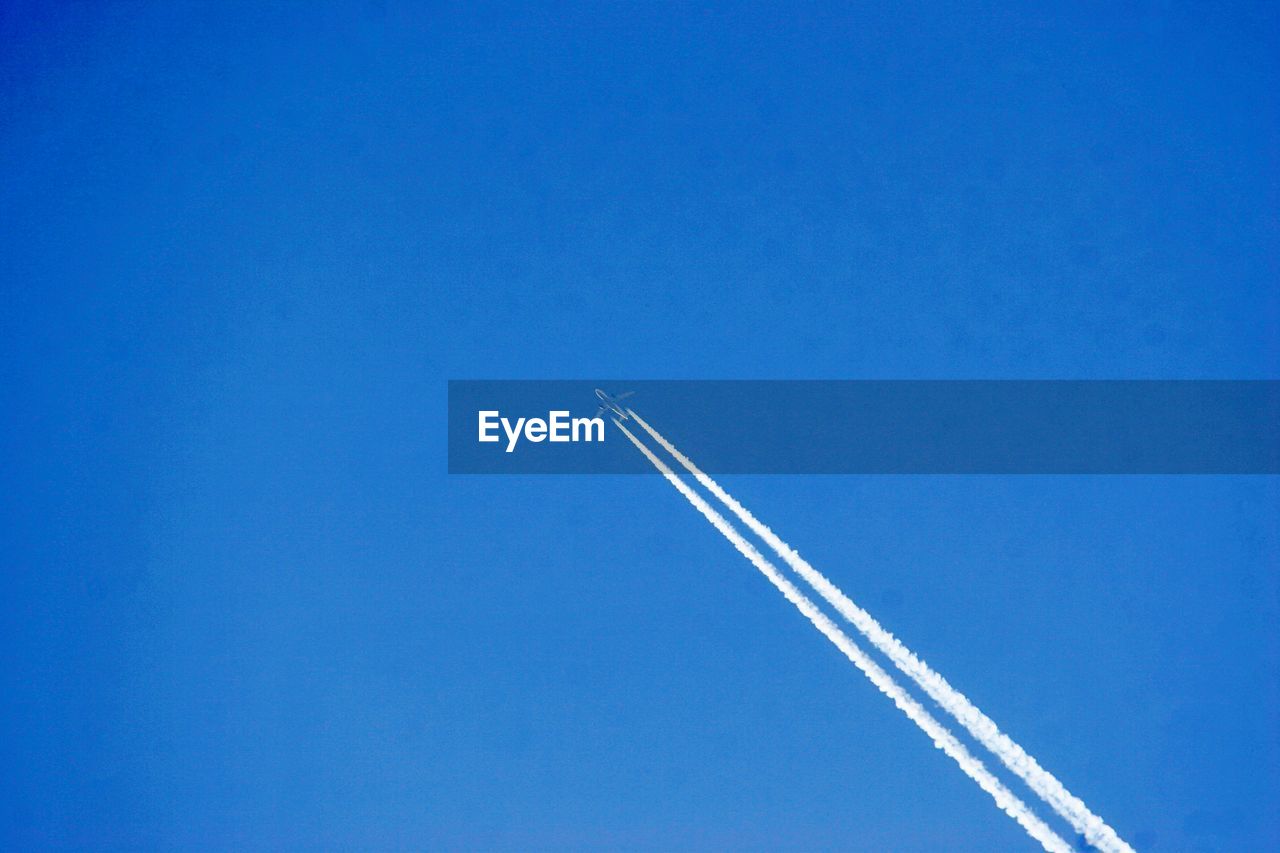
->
[2,2,1277,850]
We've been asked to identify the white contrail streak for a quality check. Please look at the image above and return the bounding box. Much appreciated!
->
[614,419,1072,853]
[627,409,1131,853]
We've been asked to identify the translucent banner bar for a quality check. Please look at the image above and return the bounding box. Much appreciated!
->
[447,381,1280,474]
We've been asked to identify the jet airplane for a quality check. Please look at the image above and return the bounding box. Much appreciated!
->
[594,388,635,420]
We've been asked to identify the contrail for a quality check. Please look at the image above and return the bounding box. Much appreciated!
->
[613,419,1072,853]
[626,409,1132,853]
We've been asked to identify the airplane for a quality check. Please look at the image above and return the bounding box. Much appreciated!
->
[594,388,635,420]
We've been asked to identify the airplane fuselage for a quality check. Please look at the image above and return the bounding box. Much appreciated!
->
[594,388,631,420]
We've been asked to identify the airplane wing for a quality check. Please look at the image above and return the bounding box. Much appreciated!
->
[615,391,635,400]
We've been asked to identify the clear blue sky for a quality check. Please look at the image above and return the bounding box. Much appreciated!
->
[2,2,1277,850]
